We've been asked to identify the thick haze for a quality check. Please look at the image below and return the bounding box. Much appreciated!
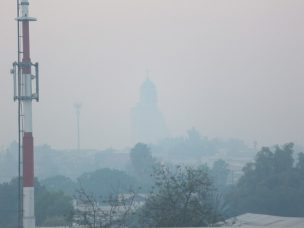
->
[1,0,303,150]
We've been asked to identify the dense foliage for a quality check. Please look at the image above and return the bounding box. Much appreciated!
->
[0,134,255,183]
[0,178,19,228]
[41,175,76,196]
[227,143,304,217]
[2,142,304,227]
[78,168,139,200]
[129,143,158,191]
[0,178,73,228]
[35,182,74,226]
[140,165,222,227]
[210,159,230,191]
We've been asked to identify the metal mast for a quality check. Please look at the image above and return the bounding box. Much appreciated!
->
[74,103,82,150]
[11,0,39,227]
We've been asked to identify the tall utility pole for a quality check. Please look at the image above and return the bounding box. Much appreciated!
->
[11,0,39,228]
[74,103,82,150]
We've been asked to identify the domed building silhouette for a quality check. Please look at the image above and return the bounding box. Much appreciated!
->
[132,78,168,144]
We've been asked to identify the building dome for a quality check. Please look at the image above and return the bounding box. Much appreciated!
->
[140,78,157,104]
[132,78,168,144]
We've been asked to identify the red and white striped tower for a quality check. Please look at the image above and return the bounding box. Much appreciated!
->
[13,0,39,227]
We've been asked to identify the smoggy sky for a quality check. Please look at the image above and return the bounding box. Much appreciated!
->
[1,0,303,150]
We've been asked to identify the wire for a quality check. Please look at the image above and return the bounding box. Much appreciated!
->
[16,0,22,228]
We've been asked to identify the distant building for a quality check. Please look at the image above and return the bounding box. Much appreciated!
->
[131,78,168,144]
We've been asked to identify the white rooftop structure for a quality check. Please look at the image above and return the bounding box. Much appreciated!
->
[223,213,304,227]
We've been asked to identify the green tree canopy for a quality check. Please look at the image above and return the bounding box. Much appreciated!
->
[41,175,76,196]
[210,159,230,190]
[129,143,155,175]
[140,165,221,227]
[77,168,139,200]
[0,178,73,228]
[129,143,158,190]
[35,181,74,226]
[227,143,304,217]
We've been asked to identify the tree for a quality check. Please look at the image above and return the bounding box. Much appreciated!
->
[35,181,74,226]
[0,178,19,228]
[0,178,73,228]
[129,143,157,189]
[41,175,76,196]
[130,144,154,175]
[210,159,230,190]
[74,184,138,228]
[77,168,139,201]
[227,143,304,217]
[140,165,221,227]
[296,152,304,174]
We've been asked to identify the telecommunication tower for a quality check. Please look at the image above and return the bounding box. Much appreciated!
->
[10,0,39,228]
[74,103,82,150]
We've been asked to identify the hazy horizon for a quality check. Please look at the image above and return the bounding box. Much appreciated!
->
[1,0,304,150]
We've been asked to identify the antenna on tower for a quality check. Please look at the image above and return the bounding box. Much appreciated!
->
[146,68,151,79]
[11,0,39,227]
[74,103,82,150]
